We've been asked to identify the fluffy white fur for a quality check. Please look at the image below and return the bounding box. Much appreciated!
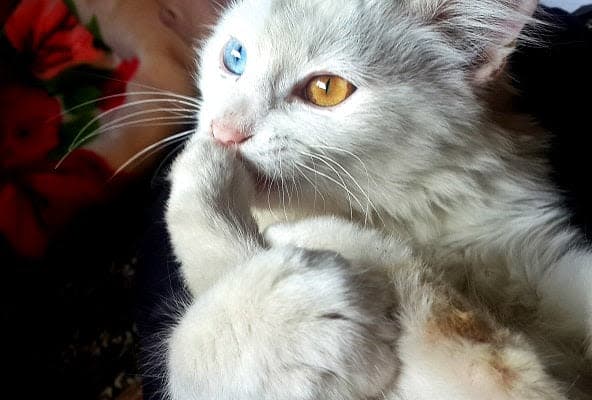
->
[167,138,586,399]
[165,0,592,398]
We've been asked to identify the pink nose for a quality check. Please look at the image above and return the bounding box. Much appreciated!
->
[212,121,251,145]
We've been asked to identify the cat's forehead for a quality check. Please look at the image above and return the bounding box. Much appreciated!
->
[218,0,399,75]
[202,0,455,95]
[227,1,367,45]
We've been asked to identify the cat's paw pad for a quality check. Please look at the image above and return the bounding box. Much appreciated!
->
[168,246,398,399]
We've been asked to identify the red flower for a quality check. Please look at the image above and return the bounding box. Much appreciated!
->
[0,85,61,169]
[99,58,140,111]
[0,149,112,258]
[4,0,104,80]
[26,149,113,234]
[0,84,113,257]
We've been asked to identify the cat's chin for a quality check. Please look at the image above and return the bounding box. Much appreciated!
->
[253,173,278,193]
[238,157,280,194]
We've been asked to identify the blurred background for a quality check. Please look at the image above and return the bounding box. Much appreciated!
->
[1,1,591,399]
[1,0,200,398]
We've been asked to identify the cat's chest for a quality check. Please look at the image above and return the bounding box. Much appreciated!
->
[414,241,538,317]
[382,216,521,288]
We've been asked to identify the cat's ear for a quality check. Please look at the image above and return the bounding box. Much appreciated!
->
[406,0,539,83]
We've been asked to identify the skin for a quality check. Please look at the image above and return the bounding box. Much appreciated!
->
[68,0,227,172]
[157,0,230,45]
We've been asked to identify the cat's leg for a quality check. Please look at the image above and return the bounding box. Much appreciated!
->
[168,244,400,400]
[167,140,399,399]
[166,136,263,296]
[188,216,564,399]
[391,286,568,400]
[263,216,415,269]
[266,219,569,399]
[167,238,567,400]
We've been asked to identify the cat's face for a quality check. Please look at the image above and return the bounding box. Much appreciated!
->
[193,0,536,217]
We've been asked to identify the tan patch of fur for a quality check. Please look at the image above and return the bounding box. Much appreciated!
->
[490,352,518,390]
[427,302,521,392]
[432,308,494,343]
[427,296,496,344]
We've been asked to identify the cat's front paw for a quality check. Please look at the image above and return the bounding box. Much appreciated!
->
[168,246,399,400]
[169,135,255,210]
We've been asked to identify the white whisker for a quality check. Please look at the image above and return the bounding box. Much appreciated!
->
[55,91,200,121]
[301,151,365,220]
[98,117,196,134]
[296,160,362,221]
[266,159,280,221]
[290,162,301,208]
[294,161,327,212]
[68,98,200,153]
[312,144,385,226]
[311,150,370,223]
[109,129,194,180]
[278,152,289,221]
[75,108,196,145]
[62,66,201,105]
[151,141,189,187]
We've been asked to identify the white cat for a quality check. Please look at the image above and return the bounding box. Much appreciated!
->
[167,137,589,399]
[165,0,592,398]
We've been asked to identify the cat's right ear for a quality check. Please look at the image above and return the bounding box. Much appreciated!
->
[405,0,539,84]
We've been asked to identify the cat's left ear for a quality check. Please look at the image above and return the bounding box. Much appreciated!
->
[406,0,539,84]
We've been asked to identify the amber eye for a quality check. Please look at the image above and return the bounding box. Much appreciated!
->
[304,75,355,107]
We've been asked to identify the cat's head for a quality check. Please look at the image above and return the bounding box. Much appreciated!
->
[192,0,538,218]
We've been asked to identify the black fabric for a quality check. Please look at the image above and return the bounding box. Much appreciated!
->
[135,6,592,398]
[135,174,184,399]
[1,178,151,399]
[511,6,592,234]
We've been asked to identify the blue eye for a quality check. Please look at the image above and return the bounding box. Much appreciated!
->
[222,38,247,76]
